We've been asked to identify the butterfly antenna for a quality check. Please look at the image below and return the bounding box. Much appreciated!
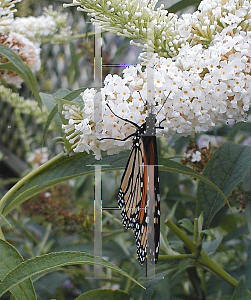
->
[137,91,147,106]
[105,103,139,129]
[137,91,155,117]
[138,90,170,116]
[156,92,170,115]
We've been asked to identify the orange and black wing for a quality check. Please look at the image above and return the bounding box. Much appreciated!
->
[118,134,160,265]
[141,135,160,265]
[118,135,147,230]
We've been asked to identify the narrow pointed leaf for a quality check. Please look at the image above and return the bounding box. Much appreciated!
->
[179,218,194,233]
[63,87,86,101]
[0,240,36,300]
[42,104,58,146]
[168,0,200,13]
[0,62,21,72]
[2,152,129,215]
[0,213,11,227]
[231,278,249,299]
[40,92,63,136]
[0,44,42,107]
[2,155,228,216]
[75,289,130,300]
[0,251,145,297]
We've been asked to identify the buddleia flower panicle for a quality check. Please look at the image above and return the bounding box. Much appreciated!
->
[11,6,72,44]
[0,31,41,88]
[0,0,22,33]
[177,0,251,47]
[0,2,73,87]
[61,0,251,159]
[26,147,50,169]
[63,0,182,58]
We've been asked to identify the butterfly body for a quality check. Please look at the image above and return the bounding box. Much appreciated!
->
[118,118,161,265]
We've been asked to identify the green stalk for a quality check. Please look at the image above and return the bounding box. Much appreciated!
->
[198,251,239,288]
[165,218,197,253]
[165,218,248,292]
[0,227,5,240]
[193,218,198,244]
[124,268,134,294]
[159,254,195,261]
[36,223,52,256]
[0,152,64,214]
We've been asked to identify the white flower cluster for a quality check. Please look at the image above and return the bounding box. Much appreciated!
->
[60,0,251,158]
[0,0,21,33]
[62,13,251,159]
[11,6,72,44]
[64,0,251,60]
[0,31,41,88]
[0,4,72,88]
[26,147,49,169]
[184,150,202,163]
[177,0,251,47]
[63,0,182,58]
[11,16,57,44]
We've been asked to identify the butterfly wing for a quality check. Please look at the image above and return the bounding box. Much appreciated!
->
[118,135,147,231]
[118,133,160,265]
[143,135,160,265]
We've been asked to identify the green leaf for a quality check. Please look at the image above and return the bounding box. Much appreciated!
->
[41,88,86,146]
[242,168,251,191]
[178,218,194,233]
[63,87,86,101]
[168,0,200,13]
[0,213,11,227]
[200,229,215,238]
[69,42,80,83]
[0,62,22,73]
[202,233,222,255]
[197,212,204,235]
[53,88,73,98]
[40,92,63,136]
[42,104,58,146]
[2,154,228,216]
[243,240,251,290]
[176,258,191,276]
[0,44,42,107]
[196,142,251,228]
[231,278,250,300]
[159,157,228,205]
[2,152,129,216]
[141,269,172,300]
[245,202,251,236]
[74,289,130,300]
[0,251,145,297]
[0,240,36,300]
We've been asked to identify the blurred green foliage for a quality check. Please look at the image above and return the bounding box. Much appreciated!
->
[1,0,251,299]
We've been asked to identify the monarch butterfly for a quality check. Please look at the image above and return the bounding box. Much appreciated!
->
[100,100,164,265]
[118,108,161,265]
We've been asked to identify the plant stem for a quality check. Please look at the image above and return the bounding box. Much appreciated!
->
[0,152,64,214]
[159,254,195,260]
[36,223,52,256]
[124,268,134,294]
[165,218,248,292]
[0,227,5,240]
[198,250,239,287]
[165,218,197,253]
[193,217,198,244]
